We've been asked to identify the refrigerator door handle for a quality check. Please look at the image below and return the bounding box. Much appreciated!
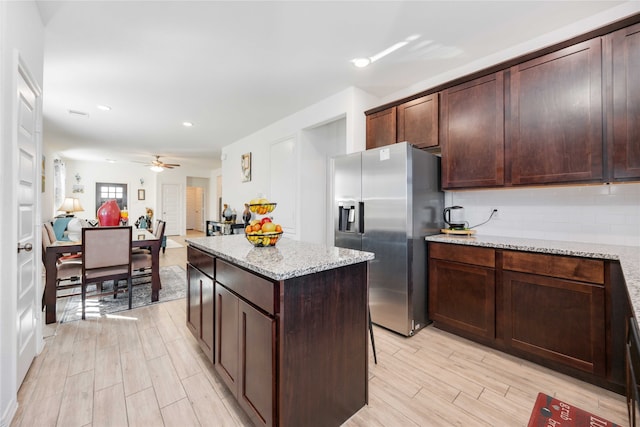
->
[359,201,365,234]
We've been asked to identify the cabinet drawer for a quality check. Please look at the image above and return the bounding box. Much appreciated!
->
[216,259,276,315]
[187,245,215,278]
[503,251,604,284]
[429,242,495,268]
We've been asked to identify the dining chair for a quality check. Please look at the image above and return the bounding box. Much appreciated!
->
[41,224,83,309]
[131,220,165,282]
[81,226,133,320]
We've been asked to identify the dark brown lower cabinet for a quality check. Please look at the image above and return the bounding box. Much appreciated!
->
[626,318,640,426]
[503,271,605,376]
[187,248,215,363]
[429,258,495,342]
[428,242,626,393]
[208,255,368,427]
[215,283,275,427]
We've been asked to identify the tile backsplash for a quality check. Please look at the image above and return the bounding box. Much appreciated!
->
[446,183,640,247]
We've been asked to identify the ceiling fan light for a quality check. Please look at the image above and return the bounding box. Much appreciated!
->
[150,165,164,172]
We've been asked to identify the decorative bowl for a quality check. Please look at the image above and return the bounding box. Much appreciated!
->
[249,203,277,215]
[245,231,283,247]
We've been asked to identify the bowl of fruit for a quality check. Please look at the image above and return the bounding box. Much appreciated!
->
[245,218,283,247]
[249,197,276,215]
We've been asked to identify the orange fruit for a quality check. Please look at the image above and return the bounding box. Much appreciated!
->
[245,226,252,233]
[275,224,282,232]
[252,223,261,232]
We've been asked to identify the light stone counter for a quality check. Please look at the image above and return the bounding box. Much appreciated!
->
[186,234,374,281]
[425,234,640,316]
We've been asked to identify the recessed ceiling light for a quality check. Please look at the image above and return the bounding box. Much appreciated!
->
[182,122,193,127]
[97,104,112,111]
[105,159,116,163]
[351,58,371,68]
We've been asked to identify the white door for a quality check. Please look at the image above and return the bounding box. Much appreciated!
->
[16,63,41,385]
[162,184,181,236]
[196,188,204,232]
[186,187,196,229]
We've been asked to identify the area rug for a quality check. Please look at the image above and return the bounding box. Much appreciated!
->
[164,238,183,249]
[528,392,621,427]
[58,265,186,323]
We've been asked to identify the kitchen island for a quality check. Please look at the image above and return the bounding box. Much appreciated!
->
[185,235,374,427]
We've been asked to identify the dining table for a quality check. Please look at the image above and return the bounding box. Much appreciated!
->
[44,228,162,324]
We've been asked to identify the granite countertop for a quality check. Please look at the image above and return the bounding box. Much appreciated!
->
[186,235,374,281]
[425,233,640,316]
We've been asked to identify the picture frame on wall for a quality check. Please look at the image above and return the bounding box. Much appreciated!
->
[138,189,145,200]
[241,152,251,182]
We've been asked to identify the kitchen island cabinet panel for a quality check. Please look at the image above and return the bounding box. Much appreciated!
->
[610,22,640,181]
[440,72,505,189]
[279,263,368,427]
[214,283,239,393]
[187,247,215,363]
[508,38,603,185]
[239,300,276,427]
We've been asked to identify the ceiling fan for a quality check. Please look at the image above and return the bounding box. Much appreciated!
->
[138,155,181,172]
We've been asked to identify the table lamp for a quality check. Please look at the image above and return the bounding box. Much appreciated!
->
[57,197,84,217]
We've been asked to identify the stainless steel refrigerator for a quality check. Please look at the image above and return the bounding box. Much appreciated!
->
[333,142,443,336]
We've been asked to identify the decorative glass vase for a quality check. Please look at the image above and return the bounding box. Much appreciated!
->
[97,199,121,226]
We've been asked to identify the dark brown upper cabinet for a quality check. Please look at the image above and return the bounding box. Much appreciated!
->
[397,93,439,150]
[609,22,640,181]
[366,106,396,149]
[508,38,603,185]
[440,72,505,189]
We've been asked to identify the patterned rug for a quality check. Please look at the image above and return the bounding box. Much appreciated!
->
[527,392,621,427]
[58,265,186,323]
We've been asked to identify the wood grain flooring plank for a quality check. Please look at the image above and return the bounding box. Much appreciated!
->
[120,347,153,397]
[125,387,163,427]
[68,337,96,377]
[160,397,200,426]
[94,344,122,391]
[93,382,128,427]
[139,326,167,360]
[57,371,94,427]
[147,354,186,408]
[165,338,203,380]
[12,390,62,427]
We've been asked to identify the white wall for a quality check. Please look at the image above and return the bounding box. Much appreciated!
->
[0,1,44,426]
[50,158,215,236]
[220,87,374,242]
[447,183,640,247]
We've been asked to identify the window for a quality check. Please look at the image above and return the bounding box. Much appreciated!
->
[95,182,128,211]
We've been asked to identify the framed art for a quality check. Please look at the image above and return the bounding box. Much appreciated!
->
[138,189,145,200]
[241,152,252,182]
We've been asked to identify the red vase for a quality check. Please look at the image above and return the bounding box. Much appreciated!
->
[97,199,121,226]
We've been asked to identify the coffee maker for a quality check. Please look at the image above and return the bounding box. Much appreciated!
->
[443,206,466,230]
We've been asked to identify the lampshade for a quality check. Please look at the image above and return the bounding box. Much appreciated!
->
[57,197,84,215]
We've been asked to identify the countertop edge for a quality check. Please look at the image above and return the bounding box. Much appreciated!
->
[186,236,374,281]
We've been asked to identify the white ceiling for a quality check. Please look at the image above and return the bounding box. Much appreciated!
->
[38,1,634,171]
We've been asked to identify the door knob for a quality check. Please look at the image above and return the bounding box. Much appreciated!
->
[17,242,33,253]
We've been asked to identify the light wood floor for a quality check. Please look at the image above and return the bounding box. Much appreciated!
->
[12,230,628,426]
